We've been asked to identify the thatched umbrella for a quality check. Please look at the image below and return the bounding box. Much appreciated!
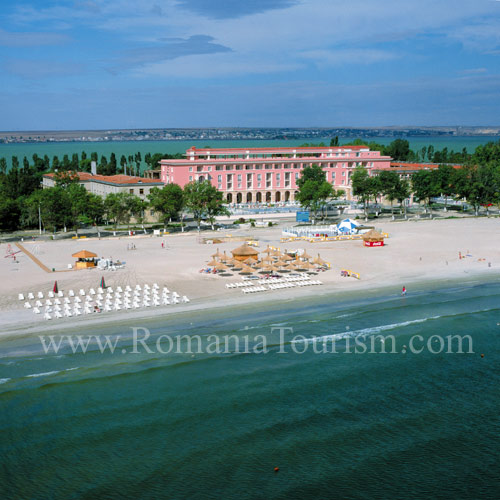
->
[219,251,230,263]
[207,258,219,267]
[214,262,229,272]
[300,250,312,261]
[313,254,328,266]
[284,262,297,271]
[231,243,259,262]
[261,264,279,274]
[244,256,259,265]
[261,255,274,263]
[281,253,293,262]
[239,264,255,275]
[211,248,223,259]
[275,259,287,268]
[263,246,274,255]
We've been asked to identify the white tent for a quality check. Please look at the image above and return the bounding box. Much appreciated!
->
[337,218,360,233]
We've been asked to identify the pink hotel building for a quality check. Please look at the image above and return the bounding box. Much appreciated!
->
[160,146,392,203]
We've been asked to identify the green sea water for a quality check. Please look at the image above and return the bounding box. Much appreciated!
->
[1,136,499,170]
[0,281,499,499]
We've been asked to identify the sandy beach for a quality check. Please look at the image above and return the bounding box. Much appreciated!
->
[1,217,499,337]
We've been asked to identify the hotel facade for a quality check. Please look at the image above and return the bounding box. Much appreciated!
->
[159,146,392,203]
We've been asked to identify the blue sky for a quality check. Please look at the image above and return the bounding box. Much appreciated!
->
[1,0,500,130]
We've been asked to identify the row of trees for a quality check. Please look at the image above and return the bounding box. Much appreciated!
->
[0,151,184,178]
[351,162,500,218]
[0,165,228,233]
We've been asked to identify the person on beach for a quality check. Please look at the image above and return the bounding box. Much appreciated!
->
[402,286,407,296]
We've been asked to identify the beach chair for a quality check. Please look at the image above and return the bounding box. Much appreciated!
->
[74,309,82,316]
[64,297,70,304]
[69,290,75,297]
[37,292,44,299]
[162,297,170,305]
[55,311,63,318]
[44,312,52,320]
[182,296,190,303]
[45,299,53,306]
[64,309,73,317]
[24,301,32,309]
[36,300,43,307]
[48,291,54,298]
[172,297,180,304]
[28,292,34,300]
[79,289,86,296]
[57,291,64,298]
[74,297,81,303]
[89,288,96,295]
[54,305,62,312]
[33,307,41,314]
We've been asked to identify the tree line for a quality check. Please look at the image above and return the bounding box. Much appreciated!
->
[351,161,500,218]
[0,166,227,233]
[0,151,183,177]
[300,137,477,163]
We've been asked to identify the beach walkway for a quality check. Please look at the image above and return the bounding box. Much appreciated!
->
[16,243,52,273]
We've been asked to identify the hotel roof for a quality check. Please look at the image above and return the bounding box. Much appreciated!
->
[43,172,164,186]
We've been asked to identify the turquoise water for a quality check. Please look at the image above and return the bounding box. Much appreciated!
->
[1,136,499,170]
[1,282,499,499]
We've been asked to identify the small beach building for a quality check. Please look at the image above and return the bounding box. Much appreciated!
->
[362,230,385,247]
[72,250,98,269]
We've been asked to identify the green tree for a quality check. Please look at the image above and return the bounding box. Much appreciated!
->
[435,164,455,211]
[395,178,411,218]
[183,180,227,230]
[330,136,339,147]
[351,167,372,220]
[378,170,400,218]
[411,170,439,215]
[104,192,142,227]
[0,158,7,175]
[384,139,411,161]
[453,164,499,216]
[0,198,20,232]
[295,164,334,222]
[148,184,184,225]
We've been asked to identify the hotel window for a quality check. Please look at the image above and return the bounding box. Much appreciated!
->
[245,165,253,170]
[139,188,144,195]
[216,166,222,170]
[274,164,281,169]
[254,165,262,169]
[342,171,345,176]
[129,188,134,194]
[238,183,242,188]
[237,174,242,182]
[218,184,222,189]
[236,165,242,170]
[257,174,262,182]
[276,173,281,187]
[247,173,252,186]
[295,172,299,180]
[189,176,193,181]
[266,173,272,188]
[285,172,291,187]
[218,175,222,182]
[226,165,232,171]
[342,180,345,185]
[207,166,212,171]
[197,166,203,172]
[189,167,193,172]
